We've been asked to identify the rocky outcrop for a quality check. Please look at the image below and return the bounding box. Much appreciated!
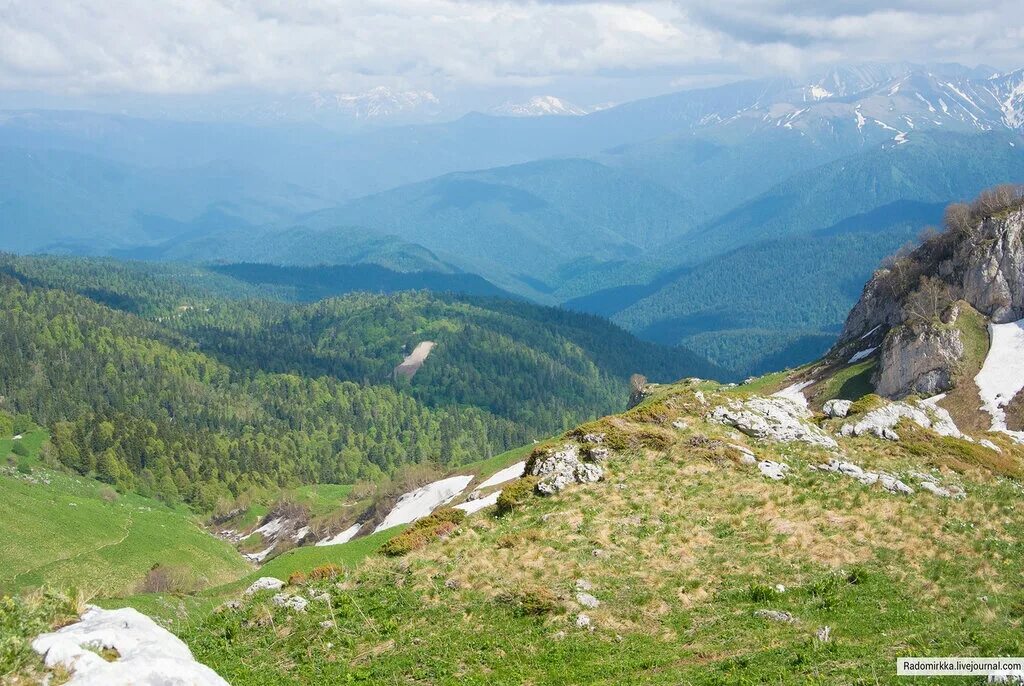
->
[810,458,914,495]
[528,443,604,495]
[959,207,1024,323]
[873,323,964,398]
[839,399,960,441]
[708,396,838,450]
[830,196,1024,406]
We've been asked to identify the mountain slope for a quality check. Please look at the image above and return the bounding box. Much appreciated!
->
[302,158,696,295]
[0,255,721,502]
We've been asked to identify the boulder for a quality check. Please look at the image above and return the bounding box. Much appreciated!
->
[822,399,852,418]
[757,460,789,481]
[576,592,600,609]
[530,444,604,495]
[244,577,285,596]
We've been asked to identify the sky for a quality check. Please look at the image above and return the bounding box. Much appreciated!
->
[1,0,1023,118]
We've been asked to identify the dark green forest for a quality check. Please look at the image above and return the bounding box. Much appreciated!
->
[0,255,717,510]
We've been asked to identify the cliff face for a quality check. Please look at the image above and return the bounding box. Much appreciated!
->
[959,207,1024,323]
[831,189,1024,400]
[873,316,964,398]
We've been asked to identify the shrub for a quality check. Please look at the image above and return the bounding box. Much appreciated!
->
[849,394,886,416]
[288,571,308,586]
[495,477,539,516]
[497,585,559,617]
[98,486,119,503]
[11,442,29,458]
[308,564,344,581]
[139,564,188,594]
[380,507,466,557]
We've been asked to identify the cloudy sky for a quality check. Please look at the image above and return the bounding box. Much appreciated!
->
[1,0,1023,115]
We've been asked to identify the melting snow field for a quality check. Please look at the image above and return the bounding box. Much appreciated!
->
[772,381,814,409]
[454,490,501,514]
[975,319,1024,442]
[475,461,526,491]
[315,523,362,547]
[848,346,877,363]
[32,606,228,685]
[374,475,473,532]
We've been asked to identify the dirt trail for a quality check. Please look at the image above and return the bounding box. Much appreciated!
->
[394,341,435,381]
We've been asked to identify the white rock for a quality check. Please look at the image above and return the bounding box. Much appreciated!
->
[530,444,604,495]
[980,439,1002,452]
[31,606,228,685]
[575,613,593,629]
[244,577,285,595]
[709,396,838,449]
[576,592,600,609]
[840,401,933,441]
[757,460,789,480]
[822,399,852,418]
[272,594,308,612]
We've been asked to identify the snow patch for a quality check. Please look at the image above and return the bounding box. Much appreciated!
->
[374,475,474,532]
[848,347,877,363]
[32,606,228,685]
[975,319,1024,442]
[315,523,362,547]
[772,381,814,409]
[475,461,526,491]
[454,490,501,514]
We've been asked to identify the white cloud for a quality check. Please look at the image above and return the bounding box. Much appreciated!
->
[0,0,1021,97]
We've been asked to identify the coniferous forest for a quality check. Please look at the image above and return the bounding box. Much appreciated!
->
[0,254,717,510]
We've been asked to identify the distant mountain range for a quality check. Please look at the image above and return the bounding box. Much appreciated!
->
[2,61,1023,377]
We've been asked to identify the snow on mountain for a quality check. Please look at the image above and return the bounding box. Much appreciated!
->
[710,64,1024,148]
[314,87,441,120]
[492,95,589,117]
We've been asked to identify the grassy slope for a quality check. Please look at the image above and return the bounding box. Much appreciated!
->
[159,381,1024,685]
[0,431,248,597]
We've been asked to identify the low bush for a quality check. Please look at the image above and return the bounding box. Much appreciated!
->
[495,477,539,516]
[380,507,466,557]
[308,564,344,581]
[496,585,559,617]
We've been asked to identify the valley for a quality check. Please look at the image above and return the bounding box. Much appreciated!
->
[2,32,1024,683]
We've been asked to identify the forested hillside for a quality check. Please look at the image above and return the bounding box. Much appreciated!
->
[0,255,718,511]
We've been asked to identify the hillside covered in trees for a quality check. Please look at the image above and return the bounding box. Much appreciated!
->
[0,254,718,510]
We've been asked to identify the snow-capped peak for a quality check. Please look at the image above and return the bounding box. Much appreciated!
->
[314,87,440,119]
[492,95,588,117]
